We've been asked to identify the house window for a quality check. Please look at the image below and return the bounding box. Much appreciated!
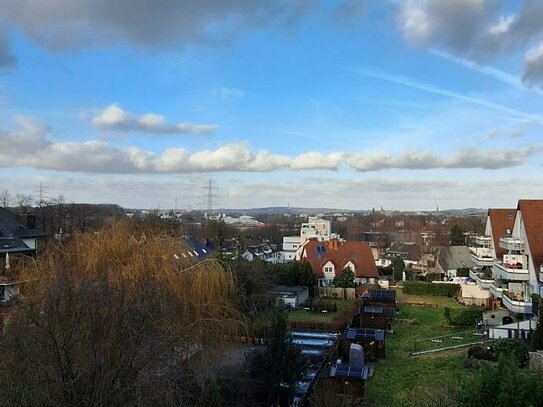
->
[324,266,333,273]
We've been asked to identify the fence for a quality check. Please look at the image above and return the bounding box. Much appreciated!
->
[411,330,491,355]
[315,287,356,300]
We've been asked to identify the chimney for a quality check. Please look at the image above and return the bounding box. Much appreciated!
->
[22,214,36,230]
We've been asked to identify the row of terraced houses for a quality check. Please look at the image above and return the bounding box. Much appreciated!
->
[469,200,543,317]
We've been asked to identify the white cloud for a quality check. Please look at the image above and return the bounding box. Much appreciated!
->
[5,172,542,211]
[1,117,541,175]
[523,41,543,88]
[92,104,217,135]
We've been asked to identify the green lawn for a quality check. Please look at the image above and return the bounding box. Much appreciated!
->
[287,299,352,322]
[365,290,474,407]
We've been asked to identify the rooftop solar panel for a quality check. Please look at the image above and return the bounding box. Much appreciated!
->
[331,364,368,380]
[346,328,385,341]
[369,289,395,301]
[363,306,384,314]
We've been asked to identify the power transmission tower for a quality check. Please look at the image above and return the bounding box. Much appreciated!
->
[199,179,220,219]
[34,183,48,206]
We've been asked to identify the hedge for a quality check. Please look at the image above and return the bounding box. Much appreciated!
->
[443,306,484,326]
[403,282,460,297]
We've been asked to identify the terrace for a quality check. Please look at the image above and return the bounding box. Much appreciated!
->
[502,290,532,315]
[469,269,493,290]
[489,281,503,299]
[493,261,529,281]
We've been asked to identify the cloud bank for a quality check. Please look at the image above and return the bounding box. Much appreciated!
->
[0,116,540,174]
[92,105,217,135]
[398,0,543,88]
[0,0,316,49]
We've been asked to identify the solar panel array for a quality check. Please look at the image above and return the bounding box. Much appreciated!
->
[346,328,385,341]
[332,364,368,380]
[369,289,395,301]
[363,306,384,314]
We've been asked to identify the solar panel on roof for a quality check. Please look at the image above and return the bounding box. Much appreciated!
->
[346,328,385,341]
[332,364,368,380]
[363,306,384,314]
[369,289,395,300]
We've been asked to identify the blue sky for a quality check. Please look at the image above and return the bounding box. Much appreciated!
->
[0,0,543,210]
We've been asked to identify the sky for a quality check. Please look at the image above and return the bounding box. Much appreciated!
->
[0,0,543,211]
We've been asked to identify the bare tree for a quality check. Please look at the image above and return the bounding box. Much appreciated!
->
[0,189,12,208]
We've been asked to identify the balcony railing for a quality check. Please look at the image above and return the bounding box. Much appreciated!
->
[475,236,492,246]
[499,237,525,251]
[503,291,533,314]
[469,270,493,290]
[493,261,529,281]
[470,251,494,267]
[490,282,503,298]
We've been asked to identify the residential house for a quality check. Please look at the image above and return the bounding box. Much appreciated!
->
[299,239,379,287]
[282,217,339,263]
[0,209,45,304]
[470,208,515,268]
[385,242,421,268]
[436,246,476,278]
[488,200,543,316]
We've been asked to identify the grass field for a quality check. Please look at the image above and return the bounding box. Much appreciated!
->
[287,299,352,322]
[365,288,473,407]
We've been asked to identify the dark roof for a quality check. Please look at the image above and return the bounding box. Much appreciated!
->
[0,209,44,255]
[368,289,396,303]
[301,239,379,279]
[0,238,33,254]
[0,209,44,239]
[487,208,515,259]
[184,236,211,260]
[518,200,543,281]
[438,246,475,271]
[385,242,421,262]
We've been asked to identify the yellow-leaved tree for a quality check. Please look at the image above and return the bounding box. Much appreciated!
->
[0,220,247,406]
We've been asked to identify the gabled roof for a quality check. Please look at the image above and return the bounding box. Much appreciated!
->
[0,209,44,239]
[301,239,378,279]
[385,242,421,262]
[184,236,211,260]
[517,200,543,281]
[487,208,515,259]
[0,238,33,254]
[438,246,475,271]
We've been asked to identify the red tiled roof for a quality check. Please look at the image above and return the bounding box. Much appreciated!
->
[301,239,379,279]
[488,208,515,259]
[518,200,543,282]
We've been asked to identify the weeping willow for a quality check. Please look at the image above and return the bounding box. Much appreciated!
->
[0,220,248,406]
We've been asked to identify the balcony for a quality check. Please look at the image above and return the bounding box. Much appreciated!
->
[490,282,503,298]
[470,247,494,267]
[493,261,529,281]
[503,291,533,315]
[499,237,525,251]
[469,270,493,290]
[475,236,492,246]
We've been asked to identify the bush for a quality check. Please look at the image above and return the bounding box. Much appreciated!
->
[456,267,470,277]
[403,282,460,297]
[491,340,529,367]
[443,306,483,326]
